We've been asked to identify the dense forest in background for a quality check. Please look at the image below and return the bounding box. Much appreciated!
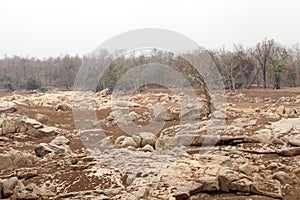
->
[0,38,300,92]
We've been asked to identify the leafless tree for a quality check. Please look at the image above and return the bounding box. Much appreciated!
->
[250,39,275,89]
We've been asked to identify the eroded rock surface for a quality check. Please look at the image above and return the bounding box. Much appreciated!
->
[0,88,300,199]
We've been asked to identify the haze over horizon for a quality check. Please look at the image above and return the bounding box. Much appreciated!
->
[1,0,300,58]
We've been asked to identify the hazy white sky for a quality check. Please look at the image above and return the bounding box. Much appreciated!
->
[0,0,300,58]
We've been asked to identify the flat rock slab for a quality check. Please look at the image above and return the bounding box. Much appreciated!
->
[251,180,282,199]
[278,147,300,157]
[0,106,17,114]
[271,118,300,134]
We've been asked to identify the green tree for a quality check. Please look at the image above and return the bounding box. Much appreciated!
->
[268,57,286,89]
[26,77,41,90]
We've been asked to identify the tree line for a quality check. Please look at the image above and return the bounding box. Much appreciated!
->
[0,38,300,91]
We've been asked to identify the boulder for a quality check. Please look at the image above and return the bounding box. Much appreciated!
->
[11,151,35,168]
[0,106,17,114]
[0,117,26,135]
[247,132,272,144]
[211,111,226,119]
[250,180,282,199]
[2,177,19,197]
[35,113,49,124]
[238,163,259,175]
[128,111,139,121]
[50,135,69,146]
[132,187,149,199]
[165,112,179,121]
[16,168,38,179]
[155,138,166,150]
[150,104,167,121]
[233,118,257,128]
[272,171,293,185]
[271,118,300,134]
[132,135,142,147]
[219,169,251,193]
[33,186,56,198]
[109,110,132,125]
[22,118,43,129]
[115,136,139,148]
[181,108,202,121]
[35,143,66,157]
[173,134,195,146]
[112,100,128,108]
[278,147,300,157]
[2,120,16,134]
[55,103,71,111]
[36,126,60,138]
[275,105,285,115]
[0,154,14,170]
[287,136,300,147]
[0,151,34,170]
[138,132,157,147]
[140,144,154,152]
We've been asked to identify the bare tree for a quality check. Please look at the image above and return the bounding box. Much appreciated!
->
[251,39,275,89]
[212,47,255,90]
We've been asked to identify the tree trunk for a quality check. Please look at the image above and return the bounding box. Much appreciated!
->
[263,65,267,89]
[232,79,236,90]
[246,69,260,89]
[275,76,281,89]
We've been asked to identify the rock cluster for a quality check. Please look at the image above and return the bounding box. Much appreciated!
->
[0,89,300,199]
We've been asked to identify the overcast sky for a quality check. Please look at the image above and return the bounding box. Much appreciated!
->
[1,0,300,58]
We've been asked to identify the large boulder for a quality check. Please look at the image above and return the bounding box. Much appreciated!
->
[128,111,140,121]
[2,177,19,197]
[233,118,257,128]
[140,144,154,152]
[250,180,282,199]
[238,163,259,175]
[16,168,38,180]
[109,110,132,125]
[271,118,300,135]
[34,126,61,138]
[211,110,226,119]
[138,132,157,147]
[181,103,209,121]
[150,104,167,122]
[0,154,14,170]
[272,171,293,185]
[285,135,300,147]
[247,132,273,144]
[0,151,35,170]
[278,147,300,157]
[35,113,49,124]
[22,118,43,129]
[0,106,17,114]
[275,105,286,115]
[55,103,71,111]
[219,169,252,193]
[35,137,72,157]
[112,100,128,108]
[50,135,69,146]
[35,143,65,157]
[115,136,140,148]
[11,151,35,168]
[2,119,17,134]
